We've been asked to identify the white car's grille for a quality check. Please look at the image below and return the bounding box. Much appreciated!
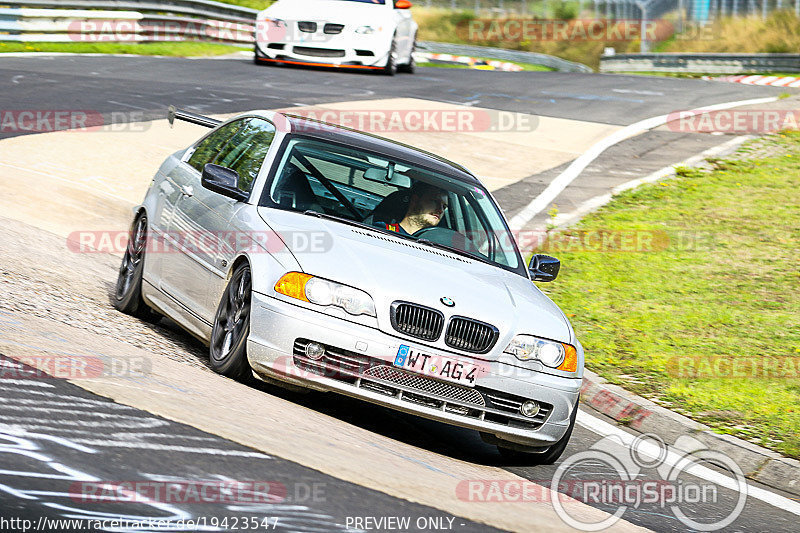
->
[323,23,344,34]
[390,301,444,341]
[363,365,485,406]
[293,46,346,58]
[445,316,499,354]
[297,21,317,33]
[291,339,552,430]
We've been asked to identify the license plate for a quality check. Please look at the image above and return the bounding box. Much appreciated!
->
[393,344,478,386]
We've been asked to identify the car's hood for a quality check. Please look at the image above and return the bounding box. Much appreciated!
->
[264,0,392,23]
[257,208,572,350]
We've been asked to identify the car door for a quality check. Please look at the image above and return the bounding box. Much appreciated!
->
[161,117,276,326]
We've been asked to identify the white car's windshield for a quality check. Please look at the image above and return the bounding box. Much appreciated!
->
[263,136,524,275]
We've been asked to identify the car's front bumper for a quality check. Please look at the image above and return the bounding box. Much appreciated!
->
[247,292,581,448]
[254,41,388,69]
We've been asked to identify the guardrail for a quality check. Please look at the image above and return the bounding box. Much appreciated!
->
[0,1,591,71]
[0,7,256,43]
[418,41,593,72]
[600,53,800,74]
[4,0,258,22]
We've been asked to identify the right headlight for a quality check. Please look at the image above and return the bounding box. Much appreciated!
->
[504,334,577,372]
[355,25,376,34]
[274,272,376,317]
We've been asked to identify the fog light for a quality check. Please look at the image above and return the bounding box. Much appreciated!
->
[305,342,325,361]
[520,400,540,418]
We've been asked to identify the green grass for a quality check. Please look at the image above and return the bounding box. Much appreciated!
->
[414,8,800,72]
[0,41,249,57]
[536,132,800,458]
[419,56,553,72]
[213,0,273,10]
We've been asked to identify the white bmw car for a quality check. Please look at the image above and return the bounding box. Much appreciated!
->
[254,0,418,75]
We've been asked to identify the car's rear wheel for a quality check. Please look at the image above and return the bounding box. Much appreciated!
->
[497,399,579,465]
[114,214,159,322]
[382,37,397,76]
[210,263,253,381]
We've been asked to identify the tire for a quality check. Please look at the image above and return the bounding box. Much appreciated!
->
[382,37,397,76]
[209,263,253,381]
[398,36,416,74]
[497,399,579,465]
[114,214,159,322]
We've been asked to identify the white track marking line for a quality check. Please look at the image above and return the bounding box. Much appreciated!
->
[508,96,778,231]
[548,135,752,230]
[577,410,800,516]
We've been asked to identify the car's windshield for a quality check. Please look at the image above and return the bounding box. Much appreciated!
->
[262,136,524,275]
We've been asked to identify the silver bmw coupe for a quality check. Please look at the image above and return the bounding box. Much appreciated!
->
[115,107,584,463]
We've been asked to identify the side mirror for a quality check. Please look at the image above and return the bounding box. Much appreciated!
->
[201,164,248,202]
[529,254,560,282]
[394,0,412,9]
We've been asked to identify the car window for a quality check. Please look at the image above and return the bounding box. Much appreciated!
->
[263,137,523,275]
[215,118,276,193]
[186,120,243,173]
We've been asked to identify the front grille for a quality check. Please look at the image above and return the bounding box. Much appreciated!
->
[324,23,344,34]
[290,339,551,431]
[445,316,499,354]
[363,365,485,406]
[297,21,317,33]
[293,46,346,58]
[390,302,444,341]
[355,49,375,57]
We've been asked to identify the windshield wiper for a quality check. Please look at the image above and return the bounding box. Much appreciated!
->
[302,210,495,266]
[301,210,375,231]
[413,237,494,266]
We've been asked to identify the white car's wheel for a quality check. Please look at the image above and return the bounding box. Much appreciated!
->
[382,36,398,76]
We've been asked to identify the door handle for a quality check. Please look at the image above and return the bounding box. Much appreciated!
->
[180,186,194,198]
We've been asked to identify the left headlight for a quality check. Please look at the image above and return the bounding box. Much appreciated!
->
[355,25,376,34]
[504,334,577,372]
[274,272,376,317]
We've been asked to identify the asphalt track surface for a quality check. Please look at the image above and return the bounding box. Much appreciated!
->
[0,54,790,141]
[1,55,799,532]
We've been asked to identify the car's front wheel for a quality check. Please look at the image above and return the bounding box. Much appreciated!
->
[210,263,253,381]
[382,37,398,76]
[114,213,159,322]
[497,399,579,465]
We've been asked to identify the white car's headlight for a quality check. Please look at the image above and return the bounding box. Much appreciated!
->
[274,272,376,317]
[504,334,577,371]
[355,26,376,34]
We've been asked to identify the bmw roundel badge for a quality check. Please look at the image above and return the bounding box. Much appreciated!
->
[440,297,455,307]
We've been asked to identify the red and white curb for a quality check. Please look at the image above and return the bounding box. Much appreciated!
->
[413,51,523,72]
[708,74,800,87]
